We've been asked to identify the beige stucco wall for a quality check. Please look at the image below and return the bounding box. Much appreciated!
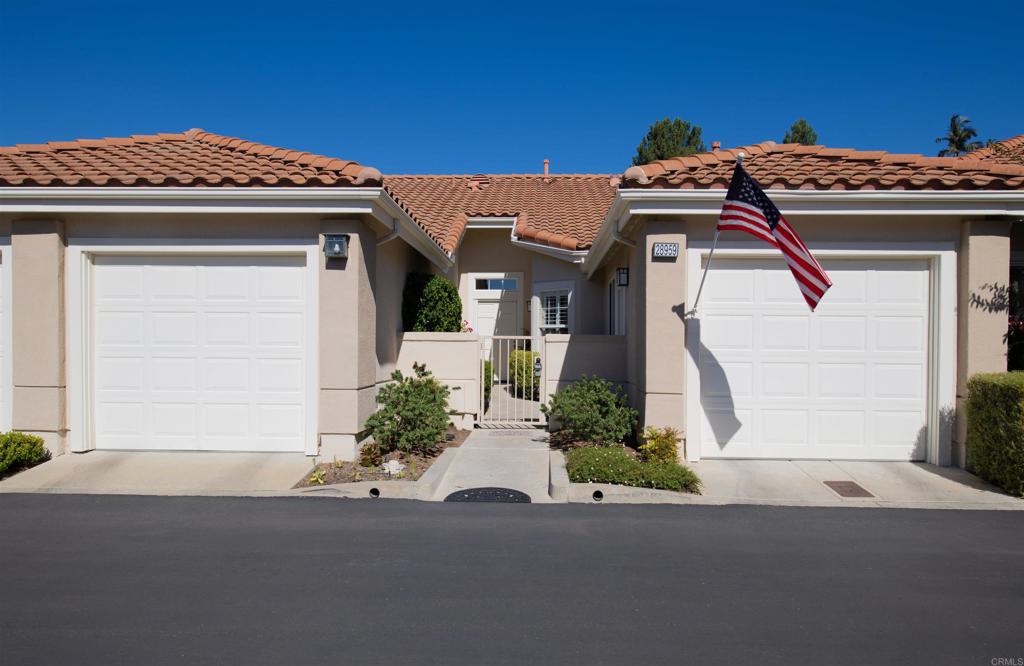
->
[10,219,67,454]
[543,334,628,401]
[375,238,426,383]
[956,218,1011,467]
[453,228,603,335]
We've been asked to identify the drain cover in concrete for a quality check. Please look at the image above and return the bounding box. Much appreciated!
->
[444,487,532,503]
[823,480,874,498]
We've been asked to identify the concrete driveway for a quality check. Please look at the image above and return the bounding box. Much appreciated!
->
[574,459,1024,509]
[0,451,314,495]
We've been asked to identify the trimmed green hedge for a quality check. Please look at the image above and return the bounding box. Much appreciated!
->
[966,372,1024,497]
[508,350,540,400]
[541,375,637,446]
[565,446,700,493]
[0,431,50,476]
[402,273,462,332]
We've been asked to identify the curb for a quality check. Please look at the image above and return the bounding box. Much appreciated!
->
[548,451,570,503]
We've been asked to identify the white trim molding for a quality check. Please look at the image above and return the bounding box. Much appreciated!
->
[0,186,454,272]
[65,238,321,456]
[683,241,956,466]
[585,188,1024,277]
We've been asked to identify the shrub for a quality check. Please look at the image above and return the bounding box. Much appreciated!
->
[966,373,1024,497]
[0,431,50,475]
[365,363,451,456]
[482,360,493,411]
[638,426,681,463]
[541,375,637,445]
[565,446,700,493]
[402,273,462,332]
[508,349,540,400]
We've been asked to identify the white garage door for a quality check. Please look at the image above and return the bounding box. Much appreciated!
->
[92,255,309,452]
[696,257,929,460]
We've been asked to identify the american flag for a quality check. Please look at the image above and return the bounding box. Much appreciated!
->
[718,162,832,310]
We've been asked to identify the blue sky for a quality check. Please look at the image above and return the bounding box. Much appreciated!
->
[1,0,1021,174]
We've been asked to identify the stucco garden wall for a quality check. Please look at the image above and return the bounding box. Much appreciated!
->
[394,332,480,429]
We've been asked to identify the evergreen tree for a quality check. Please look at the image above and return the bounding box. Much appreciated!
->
[632,118,706,166]
[782,118,818,145]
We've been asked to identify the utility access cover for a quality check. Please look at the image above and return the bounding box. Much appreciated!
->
[444,487,532,503]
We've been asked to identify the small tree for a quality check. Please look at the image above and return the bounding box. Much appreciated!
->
[364,363,450,456]
[632,118,706,166]
[782,118,818,145]
[402,273,462,332]
[935,114,983,157]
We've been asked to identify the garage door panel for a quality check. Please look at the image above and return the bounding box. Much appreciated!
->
[875,316,925,351]
[698,257,929,461]
[92,255,308,452]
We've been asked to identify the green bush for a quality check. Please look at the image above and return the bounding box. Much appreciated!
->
[638,426,681,463]
[482,360,493,411]
[565,446,700,493]
[0,431,50,475]
[966,373,1024,497]
[402,273,462,332]
[541,375,637,445]
[365,363,451,456]
[508,350,540,400]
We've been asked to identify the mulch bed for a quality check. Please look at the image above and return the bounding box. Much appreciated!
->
[294,426,471,488]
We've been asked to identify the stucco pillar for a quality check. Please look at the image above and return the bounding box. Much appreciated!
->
[11,220,67,455]
[955,218,1011,468]
[318,218,378,460]
[639,220,687,441]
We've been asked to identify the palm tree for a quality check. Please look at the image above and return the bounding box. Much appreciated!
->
[935,114,983,156]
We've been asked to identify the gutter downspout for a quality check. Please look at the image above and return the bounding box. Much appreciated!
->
[612,230,636,249]
[376,218,400,246]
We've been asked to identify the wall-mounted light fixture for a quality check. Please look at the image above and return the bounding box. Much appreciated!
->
[616,267,629,287]
[323,234,349,259]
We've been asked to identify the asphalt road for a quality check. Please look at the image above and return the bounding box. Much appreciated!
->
[1,495,1022,666]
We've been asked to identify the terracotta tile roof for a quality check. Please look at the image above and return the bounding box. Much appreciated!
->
[0,129,382,187]
[963,135,1024,164]
[623,141,1024,190]
[385,174,618,253]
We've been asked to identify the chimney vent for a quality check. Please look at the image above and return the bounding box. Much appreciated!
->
[712,141,721,152]
[543,158,550,178]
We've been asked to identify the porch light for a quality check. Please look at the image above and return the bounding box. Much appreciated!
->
[616,267,629,287]
[323,234,349,259]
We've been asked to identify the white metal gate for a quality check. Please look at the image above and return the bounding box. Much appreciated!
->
[479,335,546,427]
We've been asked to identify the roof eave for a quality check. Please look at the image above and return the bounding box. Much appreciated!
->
[582,188,1024,277]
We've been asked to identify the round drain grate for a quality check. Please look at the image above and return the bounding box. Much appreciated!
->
[444,487,532,503]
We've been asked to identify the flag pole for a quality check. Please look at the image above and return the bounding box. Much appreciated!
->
[685,228,719,318]
[685,153,742,318]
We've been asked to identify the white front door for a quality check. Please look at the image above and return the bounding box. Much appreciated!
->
[91,254,309,452]
[695,257,930,461]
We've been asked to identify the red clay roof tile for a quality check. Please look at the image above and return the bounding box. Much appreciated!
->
[624,140,1024,190]
[964,136,1024,165]
[0,129,382,188]
[385,174,617,253]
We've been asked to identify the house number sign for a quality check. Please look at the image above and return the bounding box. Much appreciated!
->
[652,242,679,259]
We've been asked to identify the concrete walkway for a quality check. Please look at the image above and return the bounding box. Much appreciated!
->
[430,429,553,502]
[0,451,315,496]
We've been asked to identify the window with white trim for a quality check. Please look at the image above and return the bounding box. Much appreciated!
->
[532,280,575,337]
[540,289,570,334]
